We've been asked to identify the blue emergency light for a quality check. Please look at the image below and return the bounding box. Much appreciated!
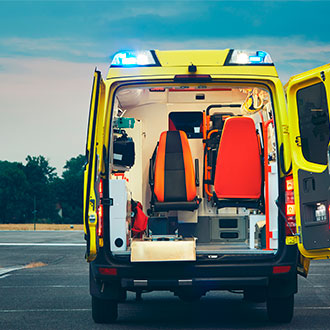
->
[111,50,159,67]
[227,50,273,65]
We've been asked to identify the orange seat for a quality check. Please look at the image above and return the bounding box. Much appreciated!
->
[149,130,199,212]
[213,116,262,208]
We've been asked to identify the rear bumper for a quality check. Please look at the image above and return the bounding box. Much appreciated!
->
[121,276,268,290]
[90,245,298,300]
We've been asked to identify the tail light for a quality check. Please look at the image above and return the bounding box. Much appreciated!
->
[97,204,103,237]
[273,265,291,274]
[285,175,296,235]
[99,179,103,198]
[97,180,104,237]
[98,267,117,276]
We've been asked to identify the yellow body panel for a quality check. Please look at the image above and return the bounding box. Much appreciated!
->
[107,65,279,80]
[83,70,106,262]
[155,49,229,66]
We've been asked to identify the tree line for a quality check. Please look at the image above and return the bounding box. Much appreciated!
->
[0,154,85,224]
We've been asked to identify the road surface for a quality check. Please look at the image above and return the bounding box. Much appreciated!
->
[0,231,329,329]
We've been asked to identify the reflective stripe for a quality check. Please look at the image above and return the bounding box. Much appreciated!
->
[133,280,148,286]
[178,279,193,286]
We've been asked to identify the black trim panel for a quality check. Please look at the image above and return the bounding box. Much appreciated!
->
[121,277,269,290]
[153,200,199,212]
[298,168,330,250]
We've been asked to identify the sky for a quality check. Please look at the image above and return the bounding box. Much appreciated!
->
[1,0,330,174]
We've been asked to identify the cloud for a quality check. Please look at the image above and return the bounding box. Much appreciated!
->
[98,3,189,20]
[0,57,108,173]
[0,37,108,62]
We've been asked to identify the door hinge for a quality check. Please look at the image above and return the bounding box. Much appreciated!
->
[286,236,298,245]
[285,230,301,246]
[295,136,301,147]
[89,198,96,211]
[101,198,113,206]
[297,226,302,243]
[321,71,326,81]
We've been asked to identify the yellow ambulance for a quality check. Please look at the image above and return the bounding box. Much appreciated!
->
[83,49,330,323]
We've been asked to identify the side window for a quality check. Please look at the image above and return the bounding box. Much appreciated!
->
[296,82,330,165]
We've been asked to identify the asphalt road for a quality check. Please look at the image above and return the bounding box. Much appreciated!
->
[0,231,330,330]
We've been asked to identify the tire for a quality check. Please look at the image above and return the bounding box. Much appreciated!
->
[267,294,294,323]
[243,288,266,303]
[91,296,118,324]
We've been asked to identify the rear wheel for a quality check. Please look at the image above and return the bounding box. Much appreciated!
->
[243,288,266,303]
[267,294,294,323]
[91,296,118,324]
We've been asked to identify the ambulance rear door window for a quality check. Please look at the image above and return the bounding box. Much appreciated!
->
[296,82,330,165]
[169,112,203,138]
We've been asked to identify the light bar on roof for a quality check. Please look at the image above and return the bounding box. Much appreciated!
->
[226,50,273,65]
[111,50,159,67]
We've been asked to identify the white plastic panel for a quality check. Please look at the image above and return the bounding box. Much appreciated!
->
[109,179,131,252]
[268,162,279,249]
[125,120,143,202]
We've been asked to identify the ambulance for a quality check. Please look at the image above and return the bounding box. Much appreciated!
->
[83,49,330,323]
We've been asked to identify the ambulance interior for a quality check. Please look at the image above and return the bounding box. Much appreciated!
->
[110,85,279,256]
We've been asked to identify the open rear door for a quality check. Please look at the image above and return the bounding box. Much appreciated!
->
[83,70,105,262]
[286,64,330,259]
